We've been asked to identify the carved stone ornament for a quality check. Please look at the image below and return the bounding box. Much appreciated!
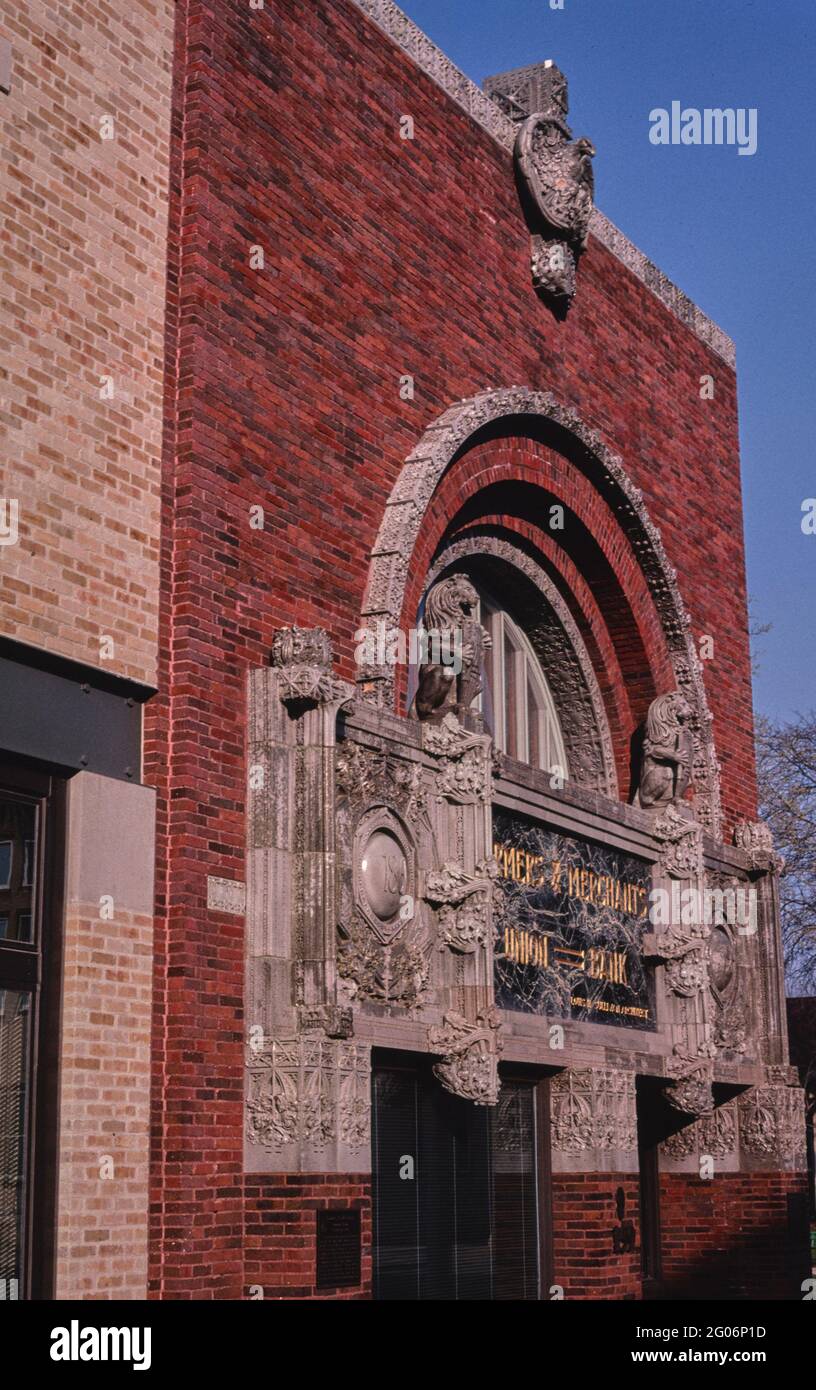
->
[422,712,492,803]
[336,743,432,1010]
[413,575,490,727]
[699,1103,738,1156]
[297,1005,354,1040]
[336,741,427,823]
[660,1101,738,1159]
[652,804,704,880]
[550,1068,637,1153]
[643,923,710,997]
[271,626,332,669]
[351,5,733,363]
[338,918,432,1010]
[425,858,499,953]
[246,1037,370,1156]
[428,1007,502,1106]
[738,1084,807,1162]
[270,625,355,709]
[660,1125,697,1159]
[486,62,595,315]
[733,819,784,873]
[664,1041,718,1118]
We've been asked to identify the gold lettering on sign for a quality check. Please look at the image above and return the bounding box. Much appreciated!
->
[494,840,648,917]
[503,926,550,968]
[587,947,629,986]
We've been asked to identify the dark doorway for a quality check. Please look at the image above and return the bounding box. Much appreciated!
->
[636,1076,665,1298]
[372,1055,544,1300]
[0,763,65,1301]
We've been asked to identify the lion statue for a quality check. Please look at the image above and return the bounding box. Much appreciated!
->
[412,575,491,724]
[634,692,694,809]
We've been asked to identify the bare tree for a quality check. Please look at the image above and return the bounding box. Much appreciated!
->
[756,713,816,995]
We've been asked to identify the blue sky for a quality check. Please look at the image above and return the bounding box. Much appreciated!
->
[399,0,815,723]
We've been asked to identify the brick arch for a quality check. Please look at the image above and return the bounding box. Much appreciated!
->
[405,451,668,704]
[360,388,721,835]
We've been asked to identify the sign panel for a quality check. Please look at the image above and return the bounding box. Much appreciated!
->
[316,1208,362,1290]
[493,809,654,1030]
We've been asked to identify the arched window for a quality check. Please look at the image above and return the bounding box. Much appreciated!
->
[478,590,569,779]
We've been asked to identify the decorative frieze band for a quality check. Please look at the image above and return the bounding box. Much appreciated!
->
[661,1085,808,1167]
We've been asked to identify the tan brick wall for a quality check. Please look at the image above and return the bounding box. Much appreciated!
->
[55,772,155,1300]
[0,1,175,685]
[55,905,153,1300]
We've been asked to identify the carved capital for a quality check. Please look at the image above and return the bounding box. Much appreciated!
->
[653,804,704,880]
[423,713,492,803]
[425,858,498,954]
[271,625,333,670]
[643,924,710,996]
[270,626,354,710]
[733,819,784,874]
[428,1007,502,1106]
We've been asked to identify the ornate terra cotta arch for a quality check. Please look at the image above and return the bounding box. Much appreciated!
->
[359,388,722,837]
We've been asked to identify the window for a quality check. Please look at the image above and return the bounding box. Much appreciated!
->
[0,843,11,891]
[478,591,569,780]
[372,1059,544,1300]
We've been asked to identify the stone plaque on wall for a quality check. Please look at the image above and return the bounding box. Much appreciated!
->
[493,809,654,1029]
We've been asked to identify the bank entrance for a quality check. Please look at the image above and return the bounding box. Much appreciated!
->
[372,1056,548,1300]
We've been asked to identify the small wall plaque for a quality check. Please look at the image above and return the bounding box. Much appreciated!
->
[206,875,246,916]
[316,1208,361,1290]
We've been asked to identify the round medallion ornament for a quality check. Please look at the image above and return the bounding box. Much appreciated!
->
[360,831,406,922]
[708,925,735,994]
[352,807,417,946]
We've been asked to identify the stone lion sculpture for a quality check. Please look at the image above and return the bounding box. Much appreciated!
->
[634,692,693,809]
[413,575,491,724]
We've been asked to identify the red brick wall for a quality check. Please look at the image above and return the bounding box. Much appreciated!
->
[147,0,758,1294]
[659,1172,811,1301]
[551,1176,642,1300]
[244,1176,371,1300]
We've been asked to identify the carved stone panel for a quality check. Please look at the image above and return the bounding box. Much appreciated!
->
[738,1084,808,1166]
[550,1068,637,1167]
[246,1037,371,1173]
[336,745,433,1012]
[422,713,492,803]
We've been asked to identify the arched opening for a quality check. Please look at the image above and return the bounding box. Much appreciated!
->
[360,388,721,833]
